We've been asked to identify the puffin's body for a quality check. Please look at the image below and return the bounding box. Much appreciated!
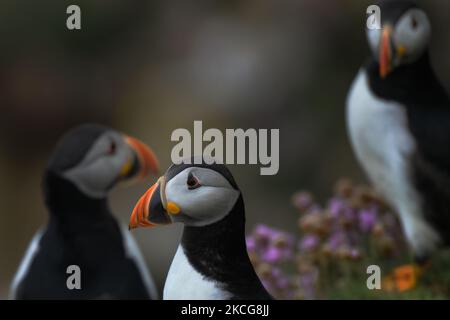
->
[129,162,272,300]
[347,0,450,270]
[10,124,159,299]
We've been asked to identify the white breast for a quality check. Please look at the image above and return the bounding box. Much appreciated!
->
[163,245,231,300]
[346,69,441,257]
[9,229,44,299]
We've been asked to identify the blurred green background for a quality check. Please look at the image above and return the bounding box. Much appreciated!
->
[1,0,450,298]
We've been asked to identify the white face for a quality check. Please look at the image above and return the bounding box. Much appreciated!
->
[63,131,134,198]
[165,167,240,227]
[367,8,431,66]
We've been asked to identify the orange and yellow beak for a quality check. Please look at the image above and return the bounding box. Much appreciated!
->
[129,177,181,230]
[120,136,159,181]
[380,25,393,79]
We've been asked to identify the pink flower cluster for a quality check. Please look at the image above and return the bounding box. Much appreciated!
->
[247,179,407,299]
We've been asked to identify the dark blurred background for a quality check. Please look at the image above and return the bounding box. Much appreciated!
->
[1,0,450,298]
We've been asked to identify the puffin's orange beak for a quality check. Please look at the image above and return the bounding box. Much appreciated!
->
[124,136,159,179]
[380,25,393,79]
[129,177,178,230]
[129,182,159,229]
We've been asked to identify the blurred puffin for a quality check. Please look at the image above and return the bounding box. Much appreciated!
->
[10,124,159,299]
[129,159,272,300]
[347,0,450,290]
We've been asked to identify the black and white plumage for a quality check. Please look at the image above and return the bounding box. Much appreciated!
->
[347,0,450,262]
[129,160,272,300]
[10,124,159,299]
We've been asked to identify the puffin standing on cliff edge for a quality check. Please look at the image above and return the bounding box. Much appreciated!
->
[347,0,450,291]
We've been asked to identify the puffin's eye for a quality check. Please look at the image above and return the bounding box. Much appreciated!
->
[107,141,116,155]
[187,172,201,190]
[411,16,418,29]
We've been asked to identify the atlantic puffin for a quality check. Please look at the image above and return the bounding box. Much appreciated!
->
[347,0,450,290]
[129,159,272,300]
[10,124,159,299]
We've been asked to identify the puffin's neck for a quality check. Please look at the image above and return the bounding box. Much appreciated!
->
[366,52,447,107]
[179,195,271,300]
[181,195,249,272]
[43,171,111,225]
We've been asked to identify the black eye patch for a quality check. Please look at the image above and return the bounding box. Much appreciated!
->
[187,172,201,190]
[107,140,117,155]
[411,16,418,29]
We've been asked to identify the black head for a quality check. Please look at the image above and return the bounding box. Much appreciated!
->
[378,0,418,23]
[367,0,431,78]
[44,124,159,203]
[165,159,239,190]
[130,158,242,229]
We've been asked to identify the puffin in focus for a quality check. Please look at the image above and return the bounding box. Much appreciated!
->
[129,159,272,300]
[347,0,450,290]
[10,124,159,299]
